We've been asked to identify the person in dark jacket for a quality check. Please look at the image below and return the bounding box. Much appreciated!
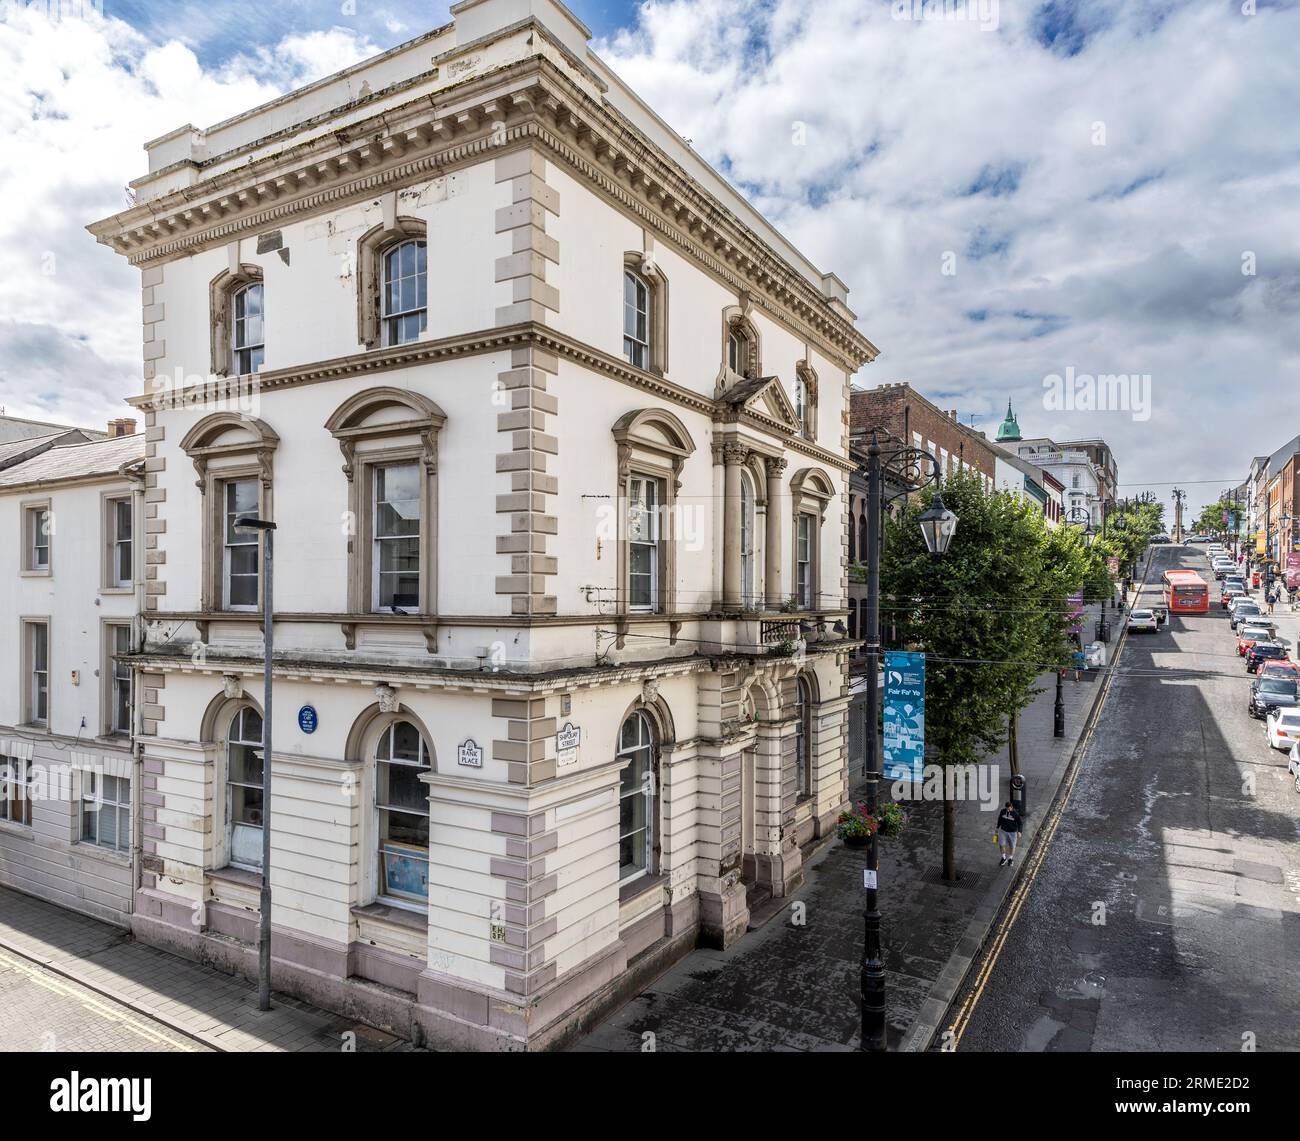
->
[996,800,1023,866]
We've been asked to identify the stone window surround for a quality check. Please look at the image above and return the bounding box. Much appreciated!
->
[622,251,669,377]
[795,361,818,442]
[324,387,445,617]
[358,708,437,914]
[612,409,698,619]
[723,308,762,381]
[19,497,52,577]
[100,489,135,594]
[356,213,428,351]
[789,468,835,611]
[20,616,50,730]
[101,618,133,739]
[201,691,264,874]
[209,262,265,378]
[180,413,280,613]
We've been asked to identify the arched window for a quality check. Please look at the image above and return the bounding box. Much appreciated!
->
[740,470,755,609]
[858,511,868,562]
[727,327,751,376]
[848,603,858,642]
[795,365,818,440]
[231,282,265,375]
[848,511,857,565]
[376,720,432,904]
[794,374,807,432]
[226,707,264,870]
[623,269,650,370]
[618,711,655,882]
[794,677,812,799]
[382,239,428,346]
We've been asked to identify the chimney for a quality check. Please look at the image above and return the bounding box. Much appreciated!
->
[107,418,136,438]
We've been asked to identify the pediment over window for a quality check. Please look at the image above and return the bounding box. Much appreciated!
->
[612,408,697,476]
[325,386,447,480]
[180,413,279,488]
[716,375,801,434]
[789,466,836,512]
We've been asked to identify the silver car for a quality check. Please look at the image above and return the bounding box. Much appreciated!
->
[1126,608,1159,633]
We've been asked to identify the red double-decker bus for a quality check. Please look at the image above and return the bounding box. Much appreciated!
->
[1163,569,1209,614]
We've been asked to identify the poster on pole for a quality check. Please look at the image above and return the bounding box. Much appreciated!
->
[883,651,925,784]
[1067,591,1085,635]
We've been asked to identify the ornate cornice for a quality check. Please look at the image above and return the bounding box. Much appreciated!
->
[90,54,876,372]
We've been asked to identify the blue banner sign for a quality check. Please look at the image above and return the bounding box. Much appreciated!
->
[883,651,925,783]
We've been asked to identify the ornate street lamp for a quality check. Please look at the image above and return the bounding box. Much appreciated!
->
[856,432,956,1053]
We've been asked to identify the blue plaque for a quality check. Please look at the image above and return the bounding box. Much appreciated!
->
[883,651,925,783]
[297,705,319,734]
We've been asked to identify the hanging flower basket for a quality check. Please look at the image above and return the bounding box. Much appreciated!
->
[836,802,877,846]
[876,801,907,839]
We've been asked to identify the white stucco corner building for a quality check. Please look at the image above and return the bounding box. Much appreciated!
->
[86,0,877,1049]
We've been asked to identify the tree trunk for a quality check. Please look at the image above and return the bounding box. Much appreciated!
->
[942,773,957,882]
[1008,712,1020,779]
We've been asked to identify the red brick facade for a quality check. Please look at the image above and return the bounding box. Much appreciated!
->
[850,383,998,485]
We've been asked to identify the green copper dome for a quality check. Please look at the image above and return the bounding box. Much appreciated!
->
[996,399,1021,442]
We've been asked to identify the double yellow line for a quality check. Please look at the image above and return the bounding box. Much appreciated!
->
[945,577,1142,1048]
[0,947,200,1052]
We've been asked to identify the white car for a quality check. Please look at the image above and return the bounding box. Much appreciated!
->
[1266,708,1300,750]
[1126,609,1158,633]
[1289,742,1300,791]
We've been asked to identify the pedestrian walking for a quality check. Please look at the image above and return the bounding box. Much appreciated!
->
[995,800,1023,867]
[1267,589,1276,615]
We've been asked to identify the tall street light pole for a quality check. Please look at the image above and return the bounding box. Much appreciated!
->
[236,514,277,1012]
[858,434,956,1052]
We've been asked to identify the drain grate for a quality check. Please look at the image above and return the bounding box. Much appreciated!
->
[920,866,985,890]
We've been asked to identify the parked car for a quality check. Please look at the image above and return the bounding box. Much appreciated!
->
[1230,602,1264,629]
[1258,659,1300,681]
[1238,623,1277,656]
[1249,675,1299,718]
[1126,608,1159,633]
[1221,586,1246,608]
[1265,707,1300,749]
[1288,743,1300,791]
[1247,642,1289,673]
[1151,534,1171,544]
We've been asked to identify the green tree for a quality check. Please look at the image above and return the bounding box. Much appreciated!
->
[881,469,1091,881]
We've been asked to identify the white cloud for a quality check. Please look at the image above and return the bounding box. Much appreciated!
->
[600,0,1300,517]
[0,5,377,427]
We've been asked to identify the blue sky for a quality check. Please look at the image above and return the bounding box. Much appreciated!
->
[2,0,1299,519]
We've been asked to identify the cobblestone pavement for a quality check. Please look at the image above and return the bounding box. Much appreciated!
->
[0,944,205,1052]
[955,544,1300,1052]
[0,887,418,1052]
[572,607,1107,1052]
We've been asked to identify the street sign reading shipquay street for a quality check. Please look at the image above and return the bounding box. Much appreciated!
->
[557,722,581,767]
[883,650,925,784]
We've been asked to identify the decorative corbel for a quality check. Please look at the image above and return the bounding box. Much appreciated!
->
[222,674,243,700]
[337,439,357,483]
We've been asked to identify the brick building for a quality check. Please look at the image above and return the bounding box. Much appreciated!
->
[850,383,997,492]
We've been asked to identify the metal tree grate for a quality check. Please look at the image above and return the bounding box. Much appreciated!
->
[920,866,986,890]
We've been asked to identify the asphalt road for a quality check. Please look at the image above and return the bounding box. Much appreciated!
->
[953,543,1300,1052]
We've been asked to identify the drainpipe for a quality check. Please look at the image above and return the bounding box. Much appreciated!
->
[125,460,147,911]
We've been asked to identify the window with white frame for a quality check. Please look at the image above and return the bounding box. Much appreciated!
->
[107,624,132,736]
[222,479,259,610]
[226,707,265,870]
[794,676,812,798]
[109,496,133,588]
[376,721,431,905]
[81,771,130,852]
[27,621,48,726]
[618,711,655,881]
[794,375,807,433]
[727,328,750,376]
[0,756,32,826]
[623,269,650,370]
[25,505,50,572]
[373,462,421,612]
[627,475,662,612]
[381,239,428,347]
[231,282,265,375]
[796,514,814,609]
